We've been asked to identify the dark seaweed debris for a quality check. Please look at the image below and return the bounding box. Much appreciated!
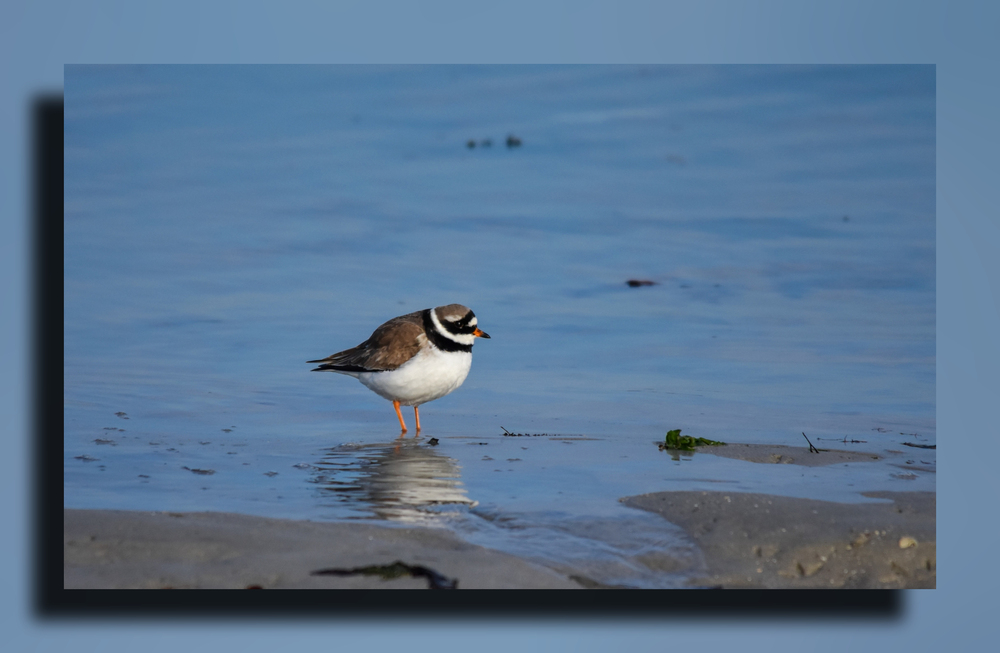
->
[312,561,457,590]
[501,426,548,437]
[659,429,726,451]
[181,466,216,475]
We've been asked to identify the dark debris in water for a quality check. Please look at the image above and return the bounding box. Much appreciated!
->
[93,438,116,445]
[263,471,278,477]
[658,429,726,452]
[801,432,827,453]
[115,412,129,419]
[501,426,549,437]
[902,442,936,449]
[427,437,439,446]
[626,279,657,287]
[312,561,457,590]
[181,466,216,475]
[74,455,99,462]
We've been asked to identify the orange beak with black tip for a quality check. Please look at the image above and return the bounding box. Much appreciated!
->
[473,327,490,339]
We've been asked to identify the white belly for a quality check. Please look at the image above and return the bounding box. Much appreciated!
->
[352,348,472,406]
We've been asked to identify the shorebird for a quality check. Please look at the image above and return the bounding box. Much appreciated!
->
[308,304,489,432]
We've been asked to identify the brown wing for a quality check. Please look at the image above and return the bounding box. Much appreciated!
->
[308,310,426,372]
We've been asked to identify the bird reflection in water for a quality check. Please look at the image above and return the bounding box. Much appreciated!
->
[310,438,477,525]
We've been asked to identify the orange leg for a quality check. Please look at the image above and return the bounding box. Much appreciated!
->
[414,405,422,433]
[392,399,408,433]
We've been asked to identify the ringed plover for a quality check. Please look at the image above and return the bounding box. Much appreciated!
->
[308,304,490,433]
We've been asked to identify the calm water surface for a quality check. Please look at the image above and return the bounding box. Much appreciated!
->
[64,65,935,587]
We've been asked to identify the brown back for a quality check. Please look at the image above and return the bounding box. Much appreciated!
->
[310,310,426,372]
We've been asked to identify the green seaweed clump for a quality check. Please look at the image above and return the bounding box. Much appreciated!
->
[660,429,726,451]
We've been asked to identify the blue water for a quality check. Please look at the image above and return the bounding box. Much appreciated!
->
[64,65,935,587]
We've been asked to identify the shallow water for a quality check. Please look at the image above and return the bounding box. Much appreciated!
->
[64,65,935,587]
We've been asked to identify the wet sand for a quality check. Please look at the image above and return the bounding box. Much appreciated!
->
[622,443,934,588]
[621,490,935,588]
[689,442,885,466]
[64,509,581,589]
[65,442,935,590]
[65,493,934,590]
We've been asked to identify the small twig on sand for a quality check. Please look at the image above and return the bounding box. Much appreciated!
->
[500,426,512,435]
[902,442,936,449]
[801,432,825,453]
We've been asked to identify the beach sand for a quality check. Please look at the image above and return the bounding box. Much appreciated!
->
[63,509,581,589]
[64,442,934,590]
[621,490,935,588]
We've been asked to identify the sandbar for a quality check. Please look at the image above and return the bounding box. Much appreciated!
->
[64,509,580,589]
[621,490,935,588]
